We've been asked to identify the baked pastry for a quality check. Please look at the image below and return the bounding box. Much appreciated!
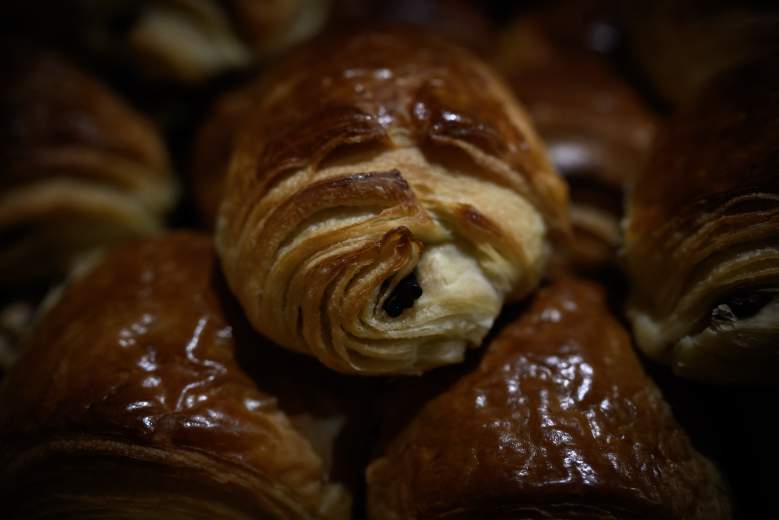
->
[192,79,259,226]
[367,278,731,519]
[0,50,176,287]
[624,55,779,385]
[215,28,569,375]
[0,232,358,519]
[623,0,779,107]
[496,14,655,271]
[71,0,330,83]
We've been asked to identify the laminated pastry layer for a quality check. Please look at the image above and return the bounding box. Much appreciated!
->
[0,50,176,287]
[624,55,779,384]
[215,28,569,375]
[0,233,354,519]
[495,12,655,271]
[367,278,731,519]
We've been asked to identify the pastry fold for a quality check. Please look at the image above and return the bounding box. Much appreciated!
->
[367,278,731,519]
[0,233,356,519]
[0,50,176,287]
[496,13,655,271]
[214,28,569,375]
[624,55,779,384]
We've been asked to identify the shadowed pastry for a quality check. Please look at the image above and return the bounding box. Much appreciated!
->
[328,0,494,56]
[496,12,655,272]
[0,50,176,288]
[214,28,570,375]
[0,232,360,519]
[622,0,779,108]
[624,55,779,385]
[192,78,259,226]
[367,278,731,519]
[71,0,331,83]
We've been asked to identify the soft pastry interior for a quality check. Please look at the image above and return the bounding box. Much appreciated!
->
[0,232,358,519]
[367,278,731,519]
[624,54,779,384]
[215,29,569,375]
[0,49,176,288]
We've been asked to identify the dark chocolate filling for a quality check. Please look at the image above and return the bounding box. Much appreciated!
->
[712,290,772,322]
[383,271,423,318]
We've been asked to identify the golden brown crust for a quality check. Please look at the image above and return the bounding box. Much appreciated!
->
[367,279,731,519]
[215,28,569,374]
[0,50,176,286]
[623,54,779,383]
[496,14,655,272]
[0,233,355,519]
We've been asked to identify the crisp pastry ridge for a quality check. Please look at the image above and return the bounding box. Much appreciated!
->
[624,54,779,384]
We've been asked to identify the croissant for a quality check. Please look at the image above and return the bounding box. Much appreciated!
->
[0,50,176,288]
[0,232,360,519]
[367,278,731,519]
[622,0,779,107]
[624,55,779,385]
[496,15,655,271]
[214,28,569,375]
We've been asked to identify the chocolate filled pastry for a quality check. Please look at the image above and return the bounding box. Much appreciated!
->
[0,50,176,288]
[0,232,359,519]
[367,279,731,519]
[214,28,570,375]
[496,14,655,271]
[624,55,779,385]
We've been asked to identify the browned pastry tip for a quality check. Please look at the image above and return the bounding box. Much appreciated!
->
[624,53,779,384]
[0,232,358,519]
[214,27,569,375]
[0,49,177,287]
[496,12,656,272]
[367,278,731,519]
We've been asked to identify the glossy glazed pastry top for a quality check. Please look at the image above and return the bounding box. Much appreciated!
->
[215,28,569,375]
[625,55,779,384]
[0,233,353,519]
[0,49,176,286]
[367,279,730,519]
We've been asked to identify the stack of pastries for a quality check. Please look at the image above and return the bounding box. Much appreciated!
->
[2,1,775,517]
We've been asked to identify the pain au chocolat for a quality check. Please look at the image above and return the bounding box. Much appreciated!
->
[367,278,731,519]
[0,49,176,288]
[624,55,779,385]
[213,28,569,375]
[496,12,655,272]
[0,233,360,519]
